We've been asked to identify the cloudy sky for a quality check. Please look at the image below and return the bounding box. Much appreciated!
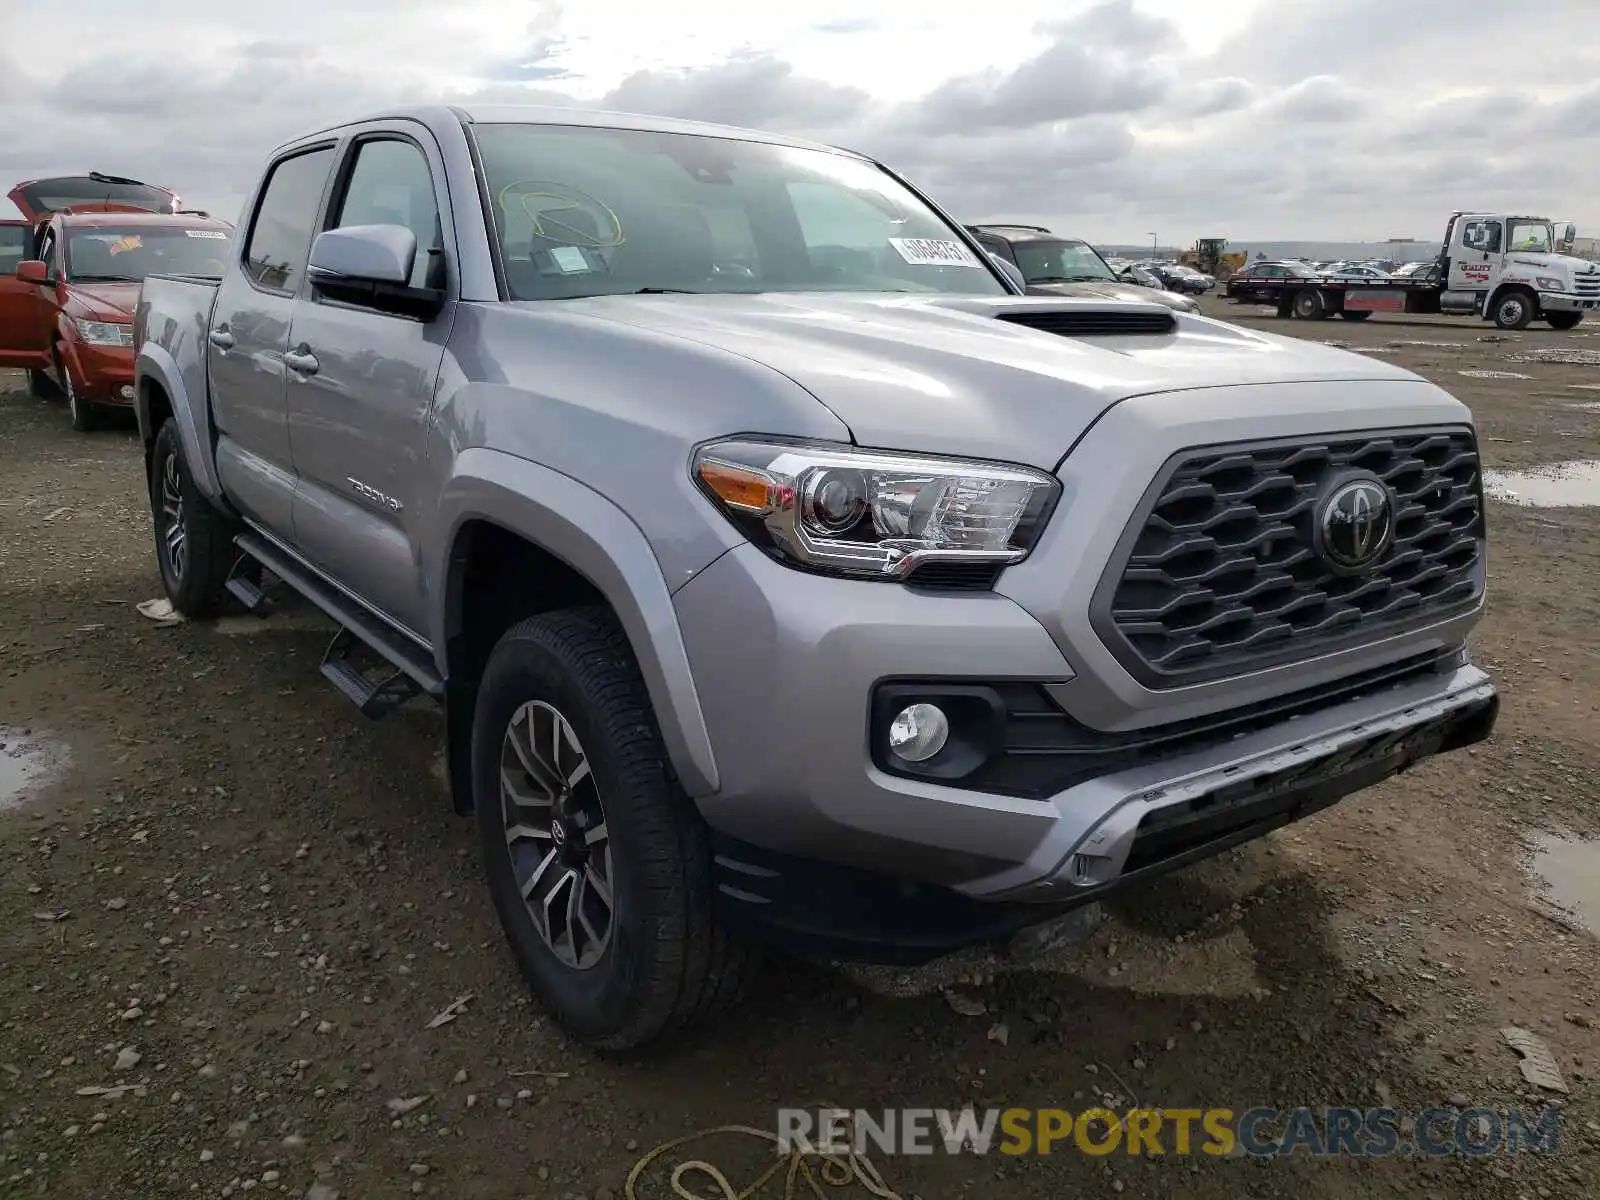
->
[2,0,1595,243]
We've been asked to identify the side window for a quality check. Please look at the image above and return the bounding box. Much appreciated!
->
[242,147,335,293]
[329,138,442,290]
[0,225,24,272]
[1462,220,1502,253]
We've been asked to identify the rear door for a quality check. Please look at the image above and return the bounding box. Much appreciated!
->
[207,146,337,539]
[7,174,178,223]
[0,221,41,365]
[284,126,456,637]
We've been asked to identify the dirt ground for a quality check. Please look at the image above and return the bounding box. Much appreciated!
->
[1,301,1597,1200]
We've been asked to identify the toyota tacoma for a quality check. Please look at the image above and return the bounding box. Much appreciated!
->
[134,105,1499,1050]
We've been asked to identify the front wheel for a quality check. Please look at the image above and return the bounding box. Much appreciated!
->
[1546,312,1584,331]
[150,419,236,616]
[62,359,97,432]
[473,607,757,1051]
[1492,289,1535,331]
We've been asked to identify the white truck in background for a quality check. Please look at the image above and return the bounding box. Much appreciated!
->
[1228,211,1600,330]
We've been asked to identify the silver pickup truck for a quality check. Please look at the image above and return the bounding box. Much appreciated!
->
[134,104,1499,1050]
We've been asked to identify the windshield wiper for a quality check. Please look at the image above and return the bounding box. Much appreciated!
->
[1031,274,1109,284]
[72,274,139,283]
[633,287,703,294]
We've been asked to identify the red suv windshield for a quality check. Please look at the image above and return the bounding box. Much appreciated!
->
[66,226,230,282]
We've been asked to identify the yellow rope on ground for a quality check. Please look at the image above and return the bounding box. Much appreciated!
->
[625,1121,904,1200]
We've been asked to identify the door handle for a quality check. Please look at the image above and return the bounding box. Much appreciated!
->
[207,327,235,350]
[284,347,320,376]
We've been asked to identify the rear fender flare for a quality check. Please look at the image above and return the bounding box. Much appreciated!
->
[135,341,226,503]
[430,447,720,798]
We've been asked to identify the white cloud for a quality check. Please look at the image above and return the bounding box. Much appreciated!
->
[1,0,1595,244]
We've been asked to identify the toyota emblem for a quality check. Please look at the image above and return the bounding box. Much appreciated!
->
[1315,476,1394,574]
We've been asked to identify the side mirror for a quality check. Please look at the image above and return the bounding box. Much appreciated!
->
[986,252,1026,291]
[308,224,415,285]
[1562,223,1577,246]
[307,224,443,319]
[16,259,49,284]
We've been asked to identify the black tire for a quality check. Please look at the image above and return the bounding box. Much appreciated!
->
[1492,289,1535,331]
[26,368,54,398]
[1340,310,1373,321]
[150,419,236,616]
[61,357,97,432]
[473,606,758,1051]
[1546,312,1583,331]
[1292,288,1326,320]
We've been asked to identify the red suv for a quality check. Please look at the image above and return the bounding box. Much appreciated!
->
[0,173,232,430]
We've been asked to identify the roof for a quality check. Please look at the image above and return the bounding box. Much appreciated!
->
[275,103,862,160]
[966,225,1069,244]
[56,211,231,230]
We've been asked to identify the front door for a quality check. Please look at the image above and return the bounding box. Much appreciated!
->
[285,130,456,639]
[0,221,40,367]
[208,145,338,539]
[1448,217,1501,294]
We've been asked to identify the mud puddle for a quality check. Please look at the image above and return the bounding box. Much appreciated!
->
[1482,460,1600,506]
[0,728,68,812]
[1527,832,1600,936]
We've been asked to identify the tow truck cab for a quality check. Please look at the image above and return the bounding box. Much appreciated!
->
[1438,211,1598,330]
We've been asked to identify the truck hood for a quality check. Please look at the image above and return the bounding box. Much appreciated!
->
[1505,251,1600,278]
[1025,279,1196,312]
[65,281,139,321]
[555,292,1428,469]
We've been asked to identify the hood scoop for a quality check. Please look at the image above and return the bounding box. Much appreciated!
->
[996,307,1176,338]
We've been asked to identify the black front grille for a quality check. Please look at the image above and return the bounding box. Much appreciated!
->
[998,309,1175,337]
[1092,429,1485,687]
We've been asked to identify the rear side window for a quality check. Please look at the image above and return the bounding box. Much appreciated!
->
[242,148,335,293]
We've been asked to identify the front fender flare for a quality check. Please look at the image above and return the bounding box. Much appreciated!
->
[135,340,225,503]
[430,448,720,798]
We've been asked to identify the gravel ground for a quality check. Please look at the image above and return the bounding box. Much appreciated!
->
[1,302,1597,1199]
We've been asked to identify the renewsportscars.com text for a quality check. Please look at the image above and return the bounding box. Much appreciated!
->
[776,1105,1564,1158]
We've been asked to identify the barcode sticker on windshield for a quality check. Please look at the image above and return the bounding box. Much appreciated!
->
[184,229,227,239]
[888,237,982,267]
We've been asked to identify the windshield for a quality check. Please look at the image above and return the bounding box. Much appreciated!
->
[1010,239,1116,284]
[1508,220,1554,252]
[65,225,230,282]
[470,123,1008,300]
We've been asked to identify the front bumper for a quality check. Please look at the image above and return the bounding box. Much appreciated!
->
[64,339,135,404]
[674,542,1496,902]
[1538,291,1600,314]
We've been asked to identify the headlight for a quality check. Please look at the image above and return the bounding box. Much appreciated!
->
[1535,276,1565,292]
[692,439,1060,580]
[74,319,134,347]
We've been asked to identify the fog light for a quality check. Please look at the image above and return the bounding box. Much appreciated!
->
[118,385,135,400]
[887,703,949,762]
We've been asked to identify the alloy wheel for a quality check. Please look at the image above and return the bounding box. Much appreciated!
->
[160,452,188,584]
[499,700,615,971]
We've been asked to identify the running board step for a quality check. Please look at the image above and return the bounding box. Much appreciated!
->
[224,554,272,616]
[320,629,422,719]
[232,532,443,718]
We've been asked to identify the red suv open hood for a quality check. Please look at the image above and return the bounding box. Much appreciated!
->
[7,173,179,224]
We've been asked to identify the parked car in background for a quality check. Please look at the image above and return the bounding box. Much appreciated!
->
[1320,263,1392,281]
[1,172,189,395]
[136,103,1498,1050]
[1120,264,1167,290]
[11,208,232,429]
[1224,259,1325,307]
[967,224,1199,312]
